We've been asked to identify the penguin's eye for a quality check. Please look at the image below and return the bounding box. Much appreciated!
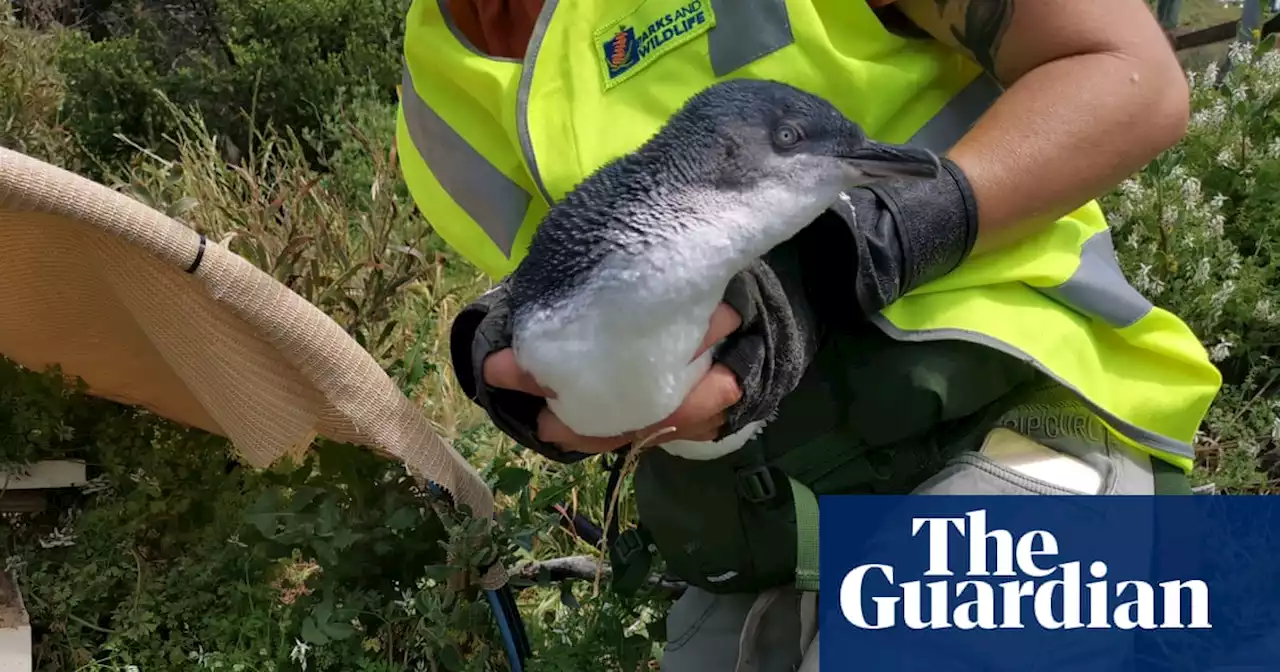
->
[773,123,804,149]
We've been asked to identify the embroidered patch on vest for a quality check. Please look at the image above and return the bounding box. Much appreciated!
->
[595,0,716,89]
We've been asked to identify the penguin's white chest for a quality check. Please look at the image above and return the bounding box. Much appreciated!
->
[513,297,713,439]
[512,284,769,462]
[508,192,804,460]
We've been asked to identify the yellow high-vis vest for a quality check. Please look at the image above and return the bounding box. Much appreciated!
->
[396,0,1222,472]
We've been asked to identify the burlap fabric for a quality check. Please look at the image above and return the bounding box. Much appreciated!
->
[0,146,504,589]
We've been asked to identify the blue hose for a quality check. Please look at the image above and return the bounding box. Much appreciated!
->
[487,588,526,672]
[422,480,529,670]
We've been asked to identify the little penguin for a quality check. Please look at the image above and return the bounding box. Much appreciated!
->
[506,78,941,461]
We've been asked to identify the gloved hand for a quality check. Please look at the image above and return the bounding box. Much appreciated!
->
[822,155,980,316]
[448,239,823,463]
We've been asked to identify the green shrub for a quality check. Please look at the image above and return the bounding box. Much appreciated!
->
[1,359,530,671]
[41,0,409,172]
[0,9,80,169]
[1101,41,1280,491]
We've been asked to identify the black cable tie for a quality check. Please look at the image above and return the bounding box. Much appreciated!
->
[185,234,207,274]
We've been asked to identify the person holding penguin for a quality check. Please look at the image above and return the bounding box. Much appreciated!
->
[397,1,1223,670]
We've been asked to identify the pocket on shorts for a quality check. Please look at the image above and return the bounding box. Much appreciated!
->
[912,427,1103,495]
[664,588,720,652]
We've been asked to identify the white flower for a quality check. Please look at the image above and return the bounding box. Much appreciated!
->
[1180,176,1203,205]
[125,667,140,672]
[37,526,76,549]
[1192,258,1212,287]
[1216,147,1237,168]
[1256,298,1279,324]
[1230,83,1250,104]
[290,639,310,671]
[1190,100,1228,131]
[1260,50,1280,76]
[1207,213,1226,238]
[1203,61,1220,86]
[393,587,416,616]
[1228,41,1252,66]
[1256,74,1279,101]
[1133,263,1154,293]
[188,645,213,667]
[1132,262,1166,296]
[1208,339,1234,363]
[1119,178,1144,201]
[1266,139,1280,160]
[1210,279,1237,315]
[79,473,113,495]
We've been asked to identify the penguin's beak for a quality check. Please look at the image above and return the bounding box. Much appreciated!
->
[840,140,941,180]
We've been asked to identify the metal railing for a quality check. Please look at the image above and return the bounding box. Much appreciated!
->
[1155,0,1280,51]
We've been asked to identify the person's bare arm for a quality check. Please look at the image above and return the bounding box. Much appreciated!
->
[885,0,1189,251]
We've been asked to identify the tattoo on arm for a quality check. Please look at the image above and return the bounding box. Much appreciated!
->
[947,1,1014,74]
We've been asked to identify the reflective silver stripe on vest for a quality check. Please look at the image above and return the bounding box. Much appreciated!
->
[889,70,1183,457]
[400,63,531,256]
[868,315,1195,460]
[902,72,1154,329]
[708,0,794,77]
[1041,230,1154,328]
[906,72,1005,154]
[517,0,560,208]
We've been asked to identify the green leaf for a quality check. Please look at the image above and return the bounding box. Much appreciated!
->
[619,634,653,671]
[312,540,338,566]
[322,620,357,641]
[300,616,329,645]
[385,506,418,531]
[331,527,361,551]
[165,196,200,218]
[245,512,277,537]
[315,595,335,623]
[493,467,532,496]
[530,481,574,510]
[285,486,323,512]
[423,564,452,582]
[436,644,464,671]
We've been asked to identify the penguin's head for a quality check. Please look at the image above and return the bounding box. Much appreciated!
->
[654,78,941,194]
[505,79,944,313]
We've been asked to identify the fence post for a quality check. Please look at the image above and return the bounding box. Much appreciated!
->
[1156,0,1183,30]
[1239,0,1264,43]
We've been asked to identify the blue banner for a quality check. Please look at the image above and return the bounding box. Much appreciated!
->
[819,495,1280,671]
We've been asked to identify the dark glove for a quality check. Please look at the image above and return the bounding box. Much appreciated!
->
[449,239,824,459]
[823,156,980,315]
[713,239,822,441]
[449,282,589,463]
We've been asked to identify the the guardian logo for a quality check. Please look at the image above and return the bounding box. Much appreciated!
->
[840,509,1211,631]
